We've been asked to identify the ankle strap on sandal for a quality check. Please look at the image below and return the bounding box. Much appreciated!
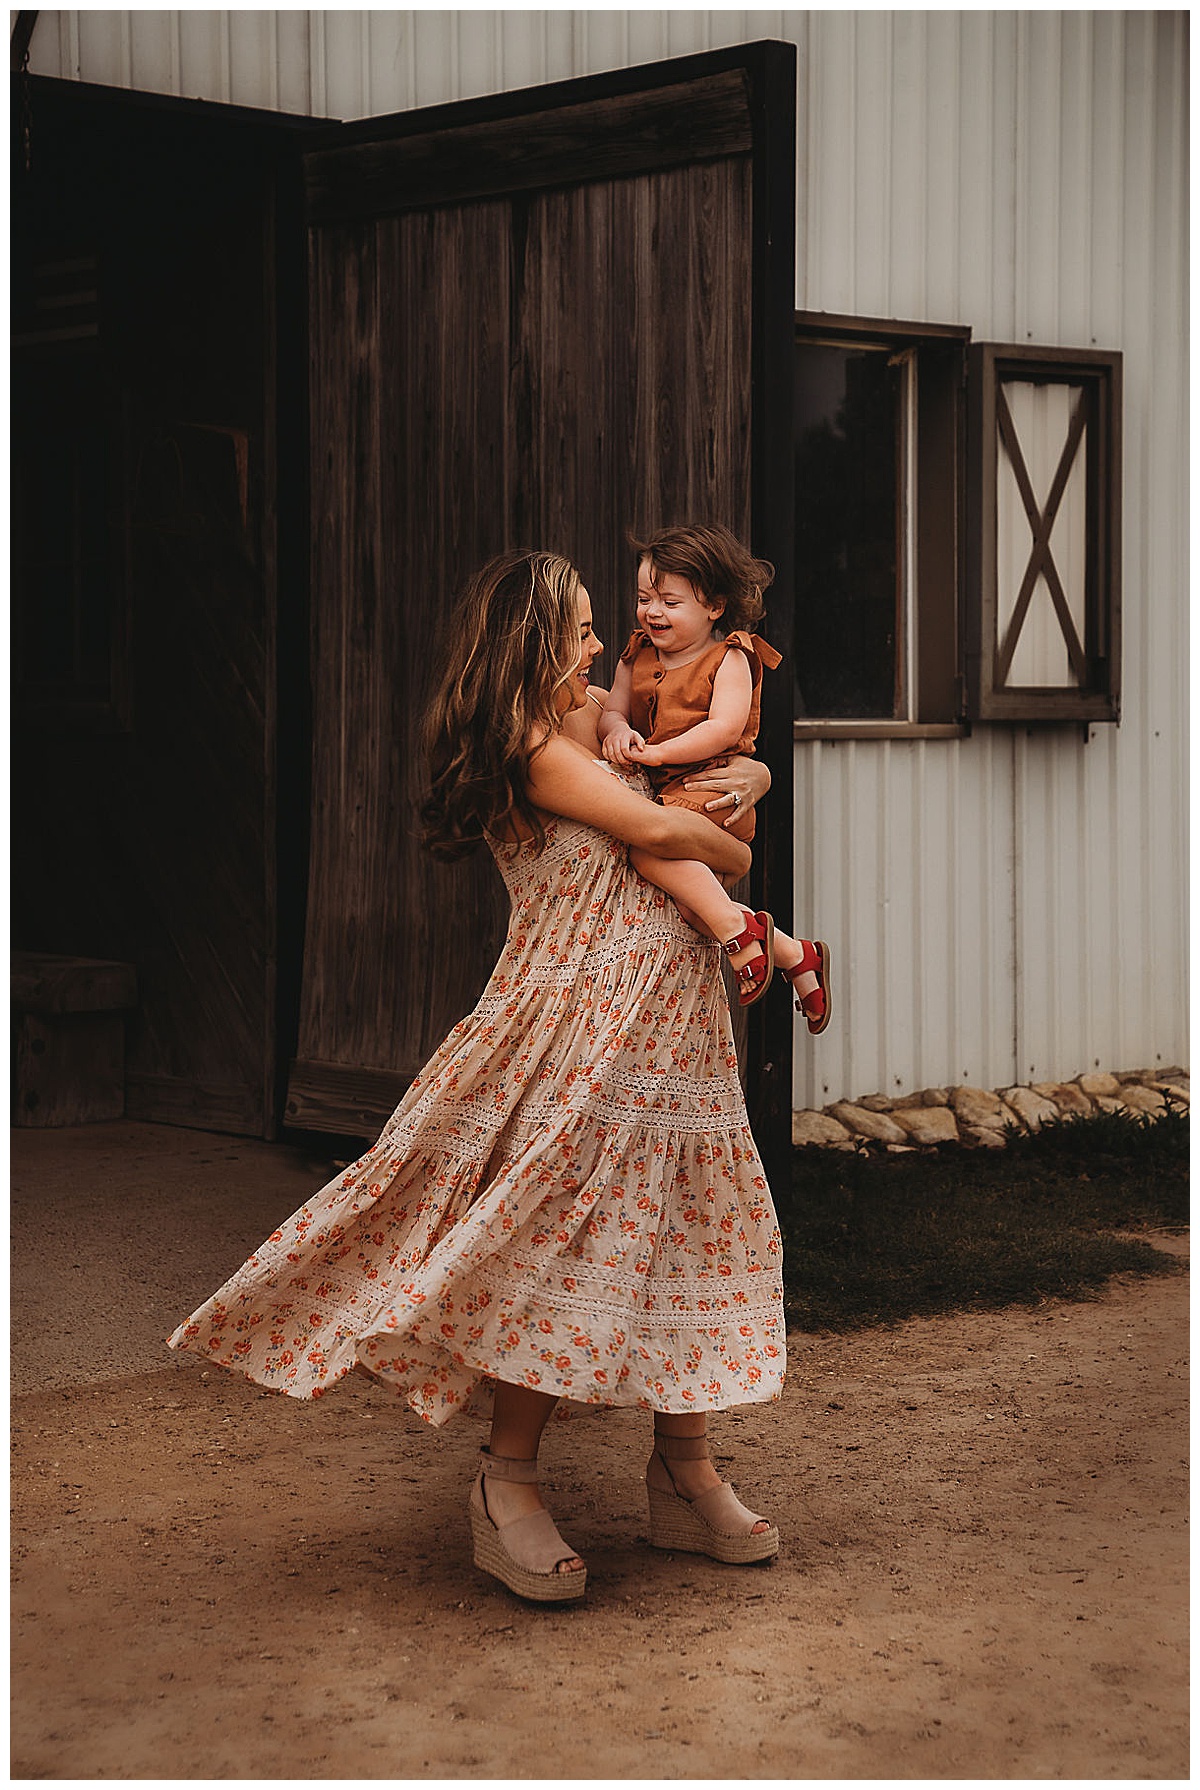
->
[479,1447,540,1483]
[653,1431,709,1461]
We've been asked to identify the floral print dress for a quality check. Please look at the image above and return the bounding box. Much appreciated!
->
[168,794,787,1425]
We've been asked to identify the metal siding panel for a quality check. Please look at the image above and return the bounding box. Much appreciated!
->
[1057,11,1094,345]
[853,14,892,320]
[177,11,225,107]
[924,12,960,321]
[497,11,547,91]
[1141,12,1189,1073]
[322,10,367,118]
[889,12,928,319]
[794,728,1025,1112]
[276,10,313,116]
[360,11,409,115]
[454,12,497,102]
[228,11,275,110]
[956,12,997,330]
[76,9,127,89]
[1019,11,1063,341]
[807,13,857,315]
[1113,12,1155,1074]
[129,12,178,98]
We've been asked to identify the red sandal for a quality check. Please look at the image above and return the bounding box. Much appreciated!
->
[722,911,775,1007]
[782,940,832,1035]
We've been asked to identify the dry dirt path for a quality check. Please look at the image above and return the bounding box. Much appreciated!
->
[10,1123,1189,1779]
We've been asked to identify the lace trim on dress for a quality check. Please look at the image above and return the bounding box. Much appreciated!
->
[470,1260,784,1331]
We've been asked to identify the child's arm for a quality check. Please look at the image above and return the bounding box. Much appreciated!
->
[630,650,752,769]
[596,659,648,765]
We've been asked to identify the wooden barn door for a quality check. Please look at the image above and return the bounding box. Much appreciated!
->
[285,44,796,1179]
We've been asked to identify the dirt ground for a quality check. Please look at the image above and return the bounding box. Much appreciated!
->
[10,1121,1190,1780]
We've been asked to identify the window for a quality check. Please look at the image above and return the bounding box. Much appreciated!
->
[965,344,1121,722]
[794,313,967,736]
[794,315,1123,735]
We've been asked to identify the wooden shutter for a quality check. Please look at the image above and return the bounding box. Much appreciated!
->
[284,44,796,1178]
[966,344,1122,722]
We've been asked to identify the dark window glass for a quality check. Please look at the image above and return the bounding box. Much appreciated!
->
[794,344,901,718]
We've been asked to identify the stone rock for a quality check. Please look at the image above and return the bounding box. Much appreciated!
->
[857,1094,896,1113]
[830,1103,908,1145]
[889,1105,961,1145]
[963,1125,1008,1149]
[999,1086,1060,1132]
[1154,1081,1190,1105]
[1157,1067,1188,1085]
[1117,1068,1160,1085]
[950,1085,1008,1128]
[910,1087,951,1107]
[1117,1084,1165,1114]
[792,1109,853,1147]
[886,1143,917,1153]
[1033,1081,1093,1117]
[1095,1095,1134,1116]
[1077,1071,1121,1098]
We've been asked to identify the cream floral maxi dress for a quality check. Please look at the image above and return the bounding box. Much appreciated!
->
[168,801,786,1424]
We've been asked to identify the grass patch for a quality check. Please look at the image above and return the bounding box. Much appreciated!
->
[781,1106,1189,1332]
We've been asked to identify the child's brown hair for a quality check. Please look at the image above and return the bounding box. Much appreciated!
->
[629,522,775,635]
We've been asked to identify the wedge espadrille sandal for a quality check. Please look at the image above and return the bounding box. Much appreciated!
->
[468,1448,587,1603]
[646,1431,779,1564]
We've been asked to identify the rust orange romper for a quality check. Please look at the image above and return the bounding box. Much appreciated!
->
[620,627,783,843]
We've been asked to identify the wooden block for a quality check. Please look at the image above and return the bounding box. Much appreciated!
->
[11,952,137,1015]
[285,1059,411,1137]
[14,1011,125,1126]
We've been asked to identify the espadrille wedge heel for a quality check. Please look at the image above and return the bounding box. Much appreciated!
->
[468,1448,587,1603]
[646,1431,779,1564]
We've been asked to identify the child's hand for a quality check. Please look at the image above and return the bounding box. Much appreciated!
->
[602,725,647,766]
[628,740,664,768]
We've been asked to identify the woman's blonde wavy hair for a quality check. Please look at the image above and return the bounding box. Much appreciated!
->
[421,549,584,859]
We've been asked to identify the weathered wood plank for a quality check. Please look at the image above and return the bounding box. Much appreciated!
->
[285,1059,411,1137]
[304,70,752,224]
[14,1012,125,1127]
[125,1073,264,1135]
[11,952,137,1015]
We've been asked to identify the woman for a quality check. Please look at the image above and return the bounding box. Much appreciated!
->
[169,549,785,1604]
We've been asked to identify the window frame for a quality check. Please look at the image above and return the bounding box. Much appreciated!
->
[793,311,970,741]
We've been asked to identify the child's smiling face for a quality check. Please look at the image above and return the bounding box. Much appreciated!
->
[636,556,725,660]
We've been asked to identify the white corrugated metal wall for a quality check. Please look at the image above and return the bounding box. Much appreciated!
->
[28,11,1188,1107]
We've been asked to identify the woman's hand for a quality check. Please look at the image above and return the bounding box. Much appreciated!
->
[683,756,772,829]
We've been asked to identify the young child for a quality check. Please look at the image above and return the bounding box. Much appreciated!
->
[597,523,830,1032]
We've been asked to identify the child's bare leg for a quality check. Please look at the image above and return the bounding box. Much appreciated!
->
[630,849,755,962]
[631,849,821,1000]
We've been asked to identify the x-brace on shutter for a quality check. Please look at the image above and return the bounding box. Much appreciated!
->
[966,343,1122,723]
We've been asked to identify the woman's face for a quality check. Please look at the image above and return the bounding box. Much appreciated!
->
[559,582,603,712]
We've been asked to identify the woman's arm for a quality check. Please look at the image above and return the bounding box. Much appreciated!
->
[683,755,771,829]
[629,651,752,768]
[526,734,752,879]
